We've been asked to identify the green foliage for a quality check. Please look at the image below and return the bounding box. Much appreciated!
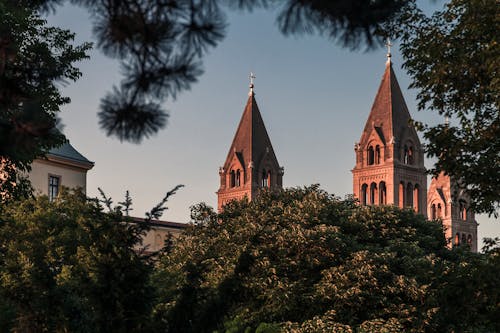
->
[255,322,280,333]
[399,0,500,216]
[430,238,500,332]
[0,186,498,332]
[0,1,90,200]
[154,186,451,332]
[0,188,154,332]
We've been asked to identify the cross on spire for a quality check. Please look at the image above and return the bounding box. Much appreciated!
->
[249,72,256,95]
[385,38,392,63]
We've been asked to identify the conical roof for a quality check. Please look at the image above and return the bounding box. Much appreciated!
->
[223,91,279,171]
[359,60,414,145]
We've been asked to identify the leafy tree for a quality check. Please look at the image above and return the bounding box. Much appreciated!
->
[0,188,155,332]
[0,1,90,199]
[153,186,454,332]
[430,238,500,332]
[397,0,500,216]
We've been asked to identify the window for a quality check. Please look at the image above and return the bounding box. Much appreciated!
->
[48,175,60,201]
[375,145,381,164]
[155,234,163,250]
[230,170,236,187]
[467,234,473,247]
[262,169,270,188]
[379,181,387,205]
[459,200,467,220]
[431,204,437,220]
[461,233,467,245]
[437,203,442,218]
[235,170,241,187]
[454,233,460,246]
[398,182,405,208]
[367,146,375,165]
[406,183,413,208]
[403,145,414,165]
[370,182,378,205]
[413,184,420,212]
[361,184,368,205]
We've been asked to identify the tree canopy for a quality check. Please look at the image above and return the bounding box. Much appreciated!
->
[0,189,154,332]
[398,0,500,216]
[153,186,500,332]
[0,1,90,199]
[0,186,498,332]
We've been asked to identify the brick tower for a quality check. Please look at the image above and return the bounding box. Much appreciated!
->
[352,48,427,215]
[427,172,478,251]
[217,74,284,211]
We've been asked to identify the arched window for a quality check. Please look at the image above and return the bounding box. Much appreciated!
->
[155,234,162,250]
[230,170,236,187]
[459,200,467,220]
[454,233,460,246]
[413,184,420,212]
[398,182,405,208]
[235,170,241,187]
[361,184,368,205]
[406,183,413,208]
[375,145,381,164]
[379,181,387,205]
[461,233,467,245]
[368,146,375,165]
[370,182,378,205]
[403,145,414,165]
[467,234,473,247]
[431,204,437,220]
[262,169,270,188]
[437,203,442,218]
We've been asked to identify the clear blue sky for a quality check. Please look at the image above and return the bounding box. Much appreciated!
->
[47,2,498,247]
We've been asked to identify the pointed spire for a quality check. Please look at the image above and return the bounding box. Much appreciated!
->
[385,38,392,64]
[222,74,279,175]
[249,72,256,96]
[217,77,283,211]
[358,52,415,147]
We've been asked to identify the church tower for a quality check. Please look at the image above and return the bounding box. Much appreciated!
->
[427,172,478,252]
[352,46,427,215]
[217,74,284,211]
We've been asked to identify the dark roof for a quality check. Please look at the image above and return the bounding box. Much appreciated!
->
[359,60,419,146]
[47,142,94,165]
[222,91,280,172]
[130,217,188,230]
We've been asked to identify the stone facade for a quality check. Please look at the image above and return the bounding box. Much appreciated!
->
[352,58,427,216]
[427,173,478,252]
[217,84,284,211]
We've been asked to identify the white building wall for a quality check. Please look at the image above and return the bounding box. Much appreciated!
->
[29,159,88,195]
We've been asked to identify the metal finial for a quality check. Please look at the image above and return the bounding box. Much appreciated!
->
[249,72,256,95]
[385,38,392,63]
